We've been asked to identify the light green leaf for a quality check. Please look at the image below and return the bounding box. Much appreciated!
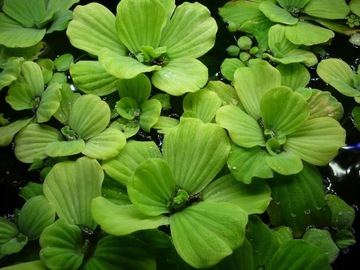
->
[227,145,274,184]
[70,61,119,96]
[350,0,360,16]
[277,0,310,9]
[102,140,161,186]
[46,10,72,33]
[43,157,104,229]
[259,1,298,25]
[277,63,310,90]
[152,116,179,133]
[220,58,245,81]
[0,117,33,146]
[202,173,271,215]
[170,202,248,268]
[118,73,152,105]
[116,97,139,120]
[66,3,126,56]
[0,57,23,90]
[21,61,44,96]
[285,117,346,165]
[160,2,217,58]
[92,197,170,235]
[285,22,335,46]
[115,0,168,53]
[260,86,309,136]
[0,13,46,48]
[14,123,63,163]
[18,195,55,240]
[304,0,350,19]
[0,260,47,270]
[45,139,85,157]
[268,240,331,270]
[183,89,222,123]
[265,150,303,175]
[128,158,174,216]
[5,83,36,111]
[68,94,110,140]
[233,60,281,119]
[216,104,265,147]
[37,83,62,123]
[163,118,230,193]
[82,128,127,160]
[0,217,20,247]
[99,48,161,79]
[140,99,162,132]
[151,57,208,96]
[317,58,359,96]
[52,83,80,124]
[46,0,80,14]
[204,80,241,107]
[307,90,344,120]
[39,220,84,270]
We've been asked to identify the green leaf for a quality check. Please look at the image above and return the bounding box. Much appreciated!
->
[302,228,340,263]
[0,260,47,270]
[14,123,63,163]
[47,9,72,33]
[18,195,55,240]
[39,220,84,270]
[91,197,170,235]
[325,194,356,230]
[284,117,346,166]
[204,80,241,107]
[0,217,20,247]
[84,235,156,270]
[333,229,356,249]
[116,97,140,120]
[102,140,161,186]
[82,128,127,160]
[45,140,85,157]
[216,105,265,147]
[183,89,222,123]
[317,58,359,96]
[118,73,152,105]
[260,86,309,136]
[151,57,208,96]
[66,3,126,56]
[304,0,350,19]
[265,150,303,175]
[277,63,310,90]
[268,240,331,270]
[350,0,360,16]
[0,57,23,90]
[140,99,162,132]
[160,2,217,58]
[52,83,80,124]
[128,158,174,216]
[220,58,245,81]
[21,61,44,96]
[202,173,271,215]
[36,83,62,123]
[43,157,104,229]
[285,22,335,46]
[115,0,168,53]
[68,94,111,140]
[99,48,161,79]
[267,164,331,237]
[170,202,248,268]
[277,0,310,9]
[233,60,281,119]
[0,13,46,48]
[5,83,36,111]
[307,89,344,121]
[227,145,274,184]
[163,118,230,193]
[54,53,73,71]
[0,117,33,146]
[259,2,298,25]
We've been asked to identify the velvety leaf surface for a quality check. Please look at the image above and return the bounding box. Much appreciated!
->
[220,58,245,81]
[18,195,55,240]
[102,140,161,186]
[5,83,36,111]
[151,57,208,96]
[140,99,162,132]
[52,83,80,125]
[160,2,217,58]
[0,118,33,146]
[128,158,174,216]
[304,0,350,19]
[216,105,265,147]
[163,118,230,193]
[307,90,344,120]
[66,3,126,56]
[92,197,170,235]
[20,61,44,96]
[68,94,110,140]
[259,1,298,25]
[170,202,248,268]
[0,260,47,270]
[115,0,167,53]
[265,150,303,175]
[277,0,310,9]
[36,83,62,123]
[45,139,85,157]
[39,220,84,270]
[284,117,346,166]
[0,217,20,247]
[43,157,104,229]
[14,123,63,163]
[70,61,119,96]
[233,61,281,119]
[118,73,152,105]
[202,173,271,215]
[276,63,310,90]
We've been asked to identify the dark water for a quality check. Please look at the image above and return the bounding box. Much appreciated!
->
[1,0,360,269]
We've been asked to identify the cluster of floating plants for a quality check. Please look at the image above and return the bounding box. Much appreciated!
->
[0,0,359,269]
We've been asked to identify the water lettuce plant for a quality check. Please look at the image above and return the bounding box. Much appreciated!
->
[0,0,358,269]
